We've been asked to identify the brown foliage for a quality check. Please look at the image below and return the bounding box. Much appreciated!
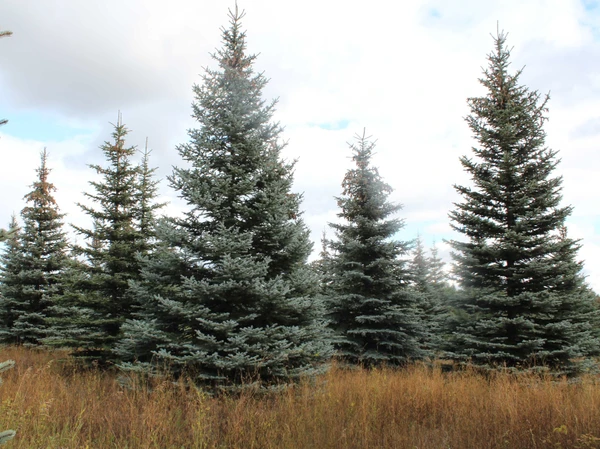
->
[1,346,600,448]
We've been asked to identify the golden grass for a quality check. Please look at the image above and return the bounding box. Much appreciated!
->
[2,346,600,448]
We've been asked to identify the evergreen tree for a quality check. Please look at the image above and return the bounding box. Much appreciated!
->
[117,7,331,389]
[311,230,332,280]
[448,31,600,373]
[67,118,146,363]
[323,131,422,367]
[409,236,429,291]
[428,242,448,287]
[134,140,166,256]
[0,216,23,343]
[44,242,105,352]
[0,151,70,345]
[14,149,70,345]
[407,236,450,355]
[0,226,15,243]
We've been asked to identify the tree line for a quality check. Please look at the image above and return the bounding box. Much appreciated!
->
[1,8,598,391]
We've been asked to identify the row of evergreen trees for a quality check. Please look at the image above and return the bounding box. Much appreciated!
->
[1,8,599,390]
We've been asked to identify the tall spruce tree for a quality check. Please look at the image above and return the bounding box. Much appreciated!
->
[448,31,600,373]
[323,132,422,367]
[0,151,70,345]
[117,7,331,389]
[66,118,147,363]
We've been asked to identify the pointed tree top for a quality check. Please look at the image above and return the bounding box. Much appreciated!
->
[485,25,515,78]
[348,129,378,170]
[215,3,253,71]
[141,137,152,161]
[23,148,57,207]
[38,148,50,184]
[228,2,245,24]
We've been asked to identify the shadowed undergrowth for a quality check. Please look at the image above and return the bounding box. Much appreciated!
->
[1,346,600,448]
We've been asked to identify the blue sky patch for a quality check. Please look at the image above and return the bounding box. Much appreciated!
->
[1,111,95,142]
[395,220,453,248]
[313,119,350,131]
[429,8,442,18]
[582,0,599,11]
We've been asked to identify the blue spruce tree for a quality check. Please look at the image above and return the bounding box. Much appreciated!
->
[448,31,600,373]
[0,150,70,346]
[47,119,163,365]
[0,216,23,343]
[322,132,422,367]
[407,236,450,356]
[117,7,331,390]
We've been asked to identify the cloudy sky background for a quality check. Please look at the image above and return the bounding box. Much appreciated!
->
[1,0,600,289]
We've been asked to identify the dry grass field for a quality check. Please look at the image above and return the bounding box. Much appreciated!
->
[2,346,600,448]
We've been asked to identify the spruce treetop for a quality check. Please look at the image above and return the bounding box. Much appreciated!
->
[409,235,429,292]
[427,242,448,287]
[134,140,166,257]
[336,132,401,225]
[74,114,139,251]
[22,149,63,222]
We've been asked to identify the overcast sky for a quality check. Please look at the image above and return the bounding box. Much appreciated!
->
[1,0,600,290]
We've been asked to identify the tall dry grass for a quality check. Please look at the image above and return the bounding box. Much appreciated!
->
[1,346,600,448]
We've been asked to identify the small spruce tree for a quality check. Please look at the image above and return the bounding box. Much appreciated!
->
[133,140,166,256]
[12,149,70,345]
[0,216,22,343]
[448,30,600,373]
[428,242,448,288]
[0,151,70,345]
[409,236,429,291]
[66,117,146,363]
[407,236,450,355]
[323,131,422,367]
[117,6,331,389]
